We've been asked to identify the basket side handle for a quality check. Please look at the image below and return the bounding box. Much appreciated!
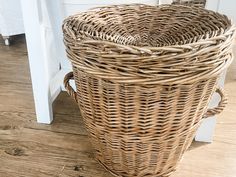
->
[64,72,78,103]
[203,87,227,118]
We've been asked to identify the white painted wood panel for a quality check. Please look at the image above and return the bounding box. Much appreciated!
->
[21,0,54,124]
[0,0,24,36]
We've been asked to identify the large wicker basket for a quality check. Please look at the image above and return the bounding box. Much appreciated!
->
[62,4,235,177]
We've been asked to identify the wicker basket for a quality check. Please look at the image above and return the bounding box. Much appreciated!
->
[62,4,235,177]
[172,0,206,8]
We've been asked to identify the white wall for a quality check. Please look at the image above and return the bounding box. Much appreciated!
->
[218,0,236,23]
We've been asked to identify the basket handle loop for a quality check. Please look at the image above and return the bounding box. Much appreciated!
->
[203,87,227,118]
[64,72,78,103]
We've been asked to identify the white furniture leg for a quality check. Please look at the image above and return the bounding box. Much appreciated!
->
[195,71,226,142]
[21,0,54,124]
[195,117,217,143]
[2,36,10,46]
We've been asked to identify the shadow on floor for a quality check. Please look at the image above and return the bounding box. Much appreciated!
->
[188,141,210,151]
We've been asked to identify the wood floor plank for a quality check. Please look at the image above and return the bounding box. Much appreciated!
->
[0,139,112,177]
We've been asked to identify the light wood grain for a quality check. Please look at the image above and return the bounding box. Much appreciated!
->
[0,35,236,177]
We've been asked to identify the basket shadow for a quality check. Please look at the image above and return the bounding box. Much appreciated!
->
[187,141,210,151]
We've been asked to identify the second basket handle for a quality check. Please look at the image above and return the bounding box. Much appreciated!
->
[64,72,78,103]
[203,87,227,118]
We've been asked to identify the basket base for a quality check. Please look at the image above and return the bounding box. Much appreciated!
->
[97,159,175,177]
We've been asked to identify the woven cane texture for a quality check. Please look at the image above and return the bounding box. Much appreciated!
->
[63,4,236,177]
[172,0,206,8]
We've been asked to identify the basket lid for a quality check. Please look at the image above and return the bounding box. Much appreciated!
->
[63,4,232,47]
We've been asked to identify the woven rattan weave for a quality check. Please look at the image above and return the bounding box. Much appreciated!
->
[172,0,206,8]
[63,4,235,177]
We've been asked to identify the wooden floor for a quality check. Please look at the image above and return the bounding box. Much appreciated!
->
[0,35,236,177]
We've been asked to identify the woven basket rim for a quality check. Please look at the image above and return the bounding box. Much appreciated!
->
[63,4,234,49]
[71,28,235,52]
[62,4,236,85]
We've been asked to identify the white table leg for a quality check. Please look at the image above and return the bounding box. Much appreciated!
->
[195,117,217,143]
[2,36,10,46]
[195,71,226,142]
[21,0,54,124]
